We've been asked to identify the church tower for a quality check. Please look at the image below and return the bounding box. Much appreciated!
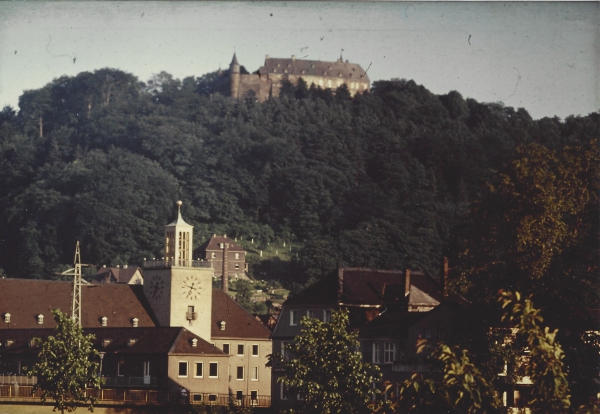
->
[229,53,240,99]
[143,201,213,340]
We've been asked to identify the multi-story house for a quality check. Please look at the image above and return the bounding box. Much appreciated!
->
[0,202,272,408]
[270,267,463,410]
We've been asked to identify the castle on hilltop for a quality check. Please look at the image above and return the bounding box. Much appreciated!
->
[212,53,371,101]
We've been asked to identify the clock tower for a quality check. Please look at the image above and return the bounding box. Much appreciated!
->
[143,201,213,340]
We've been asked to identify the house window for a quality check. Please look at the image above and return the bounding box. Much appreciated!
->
[211,252,216,259]
[290,310,298,326]
[143,360,150,377]
[372,343,381,364]
[178,361,188,377]
[323,309,332,323]
[281,341,290,360]
[194,362,203,378]
[192,394,203,402]
[280,383,288,400]
[209,362,218,378]
[223,343,230,354]
[384,343,396,363]
[237,366,244,380]
[251,366,258,381]
[235,263,240,270]
[209,394,217,402]
[117,360,125,376]
[235,253,240,260]
[237,344,244,356]
[252,344,259,356]
[251,390,258,403]
[307,309,315,318]
[236,390,244,401]
[424,328,432,339]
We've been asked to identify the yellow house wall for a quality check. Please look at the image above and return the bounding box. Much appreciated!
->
[212,338,272,398]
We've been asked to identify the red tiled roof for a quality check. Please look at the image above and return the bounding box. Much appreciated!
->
[0,279,157,330]
[211,289,271,340]
[0,327,223,356]
[203,236,245,252]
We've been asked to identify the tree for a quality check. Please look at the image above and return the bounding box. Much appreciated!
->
[28,309,102,414]
[270,309,381,414]
[384,292,571,414]
[500,291,571,413]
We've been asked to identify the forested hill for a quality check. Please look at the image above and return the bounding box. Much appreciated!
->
[0,69,597,288]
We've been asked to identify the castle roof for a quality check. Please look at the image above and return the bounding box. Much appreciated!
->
[257,57,370,83]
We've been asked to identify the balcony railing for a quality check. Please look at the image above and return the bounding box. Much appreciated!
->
[0,384,270,407]
[101,376,157,387]
[391,363,436,373]
[0,375,37,385]
[143,259,212,269]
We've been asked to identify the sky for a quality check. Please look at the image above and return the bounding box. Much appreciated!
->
[0,1,597,120]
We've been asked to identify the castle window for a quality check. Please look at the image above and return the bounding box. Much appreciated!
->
[284,69,288,74]
[273,69,277,73]
[277,63,280,67]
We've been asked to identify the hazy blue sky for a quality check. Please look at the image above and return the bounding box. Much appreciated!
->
[0,2,597,119]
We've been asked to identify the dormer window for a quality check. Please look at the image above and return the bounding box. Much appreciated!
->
[5,340,14,347]
[37,314,44,324]
[103,339,112,348]
[277,63,280,67]
[128,339,138,347]
[101,316,107,327]
[29,339,36,348]
[284,69,288,74]
[132,318,139,328]
[192,338,198,347]
[220,321,226,331]
[4,313,10,323]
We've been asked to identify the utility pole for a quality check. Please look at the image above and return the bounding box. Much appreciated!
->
[61,241,91,327]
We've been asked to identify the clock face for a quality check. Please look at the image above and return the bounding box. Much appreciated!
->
[149,276,165,299]
[182,275,201,300]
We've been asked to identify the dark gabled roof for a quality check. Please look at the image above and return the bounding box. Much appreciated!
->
[0,327,224,356]
[211,289,271,340]
[257,57,370,83]
[0,279,157,330]
[283,268,443,308]
[283,272,339,306]
[93,266,142,284]
[202,235,245,253]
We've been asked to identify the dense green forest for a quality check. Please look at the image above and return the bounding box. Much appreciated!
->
[0,69,597,302]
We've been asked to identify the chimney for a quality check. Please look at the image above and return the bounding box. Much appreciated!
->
[443,257,449,297]
[265,54,270,60]
[222,243,229,293]
[291,55,296,61]
[404,269,411,297]
[123,264,128,269]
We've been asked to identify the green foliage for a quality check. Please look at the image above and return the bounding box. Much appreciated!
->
[271,309,381,414]
[500,291,571,413]
[382,341,501,414]
[1,68,597,286]
[28,309,101,414]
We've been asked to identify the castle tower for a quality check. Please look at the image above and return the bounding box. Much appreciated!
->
[229,53,240,99]
[143,201,213,340]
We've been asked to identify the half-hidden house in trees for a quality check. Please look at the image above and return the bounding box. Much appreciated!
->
[0,202,272,407]
[269,266,465,410]
[93,265,144,284]
[200,234,249,284]
[212,53,370,101]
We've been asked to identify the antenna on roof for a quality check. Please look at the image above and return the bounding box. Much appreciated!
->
[61,241,92,326]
